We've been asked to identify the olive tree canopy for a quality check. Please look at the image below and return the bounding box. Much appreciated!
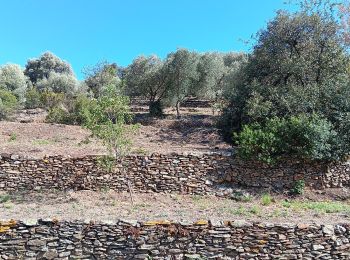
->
[0,64,28,102]
[24,52,74,84]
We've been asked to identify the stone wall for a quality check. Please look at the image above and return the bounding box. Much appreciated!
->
[0,219,349,259]
[0,153,349,194]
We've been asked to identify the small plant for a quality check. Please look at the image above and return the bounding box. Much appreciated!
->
[291,180,305,195]
[249,205,261,216]
[231,191,253,202]
[0,194,11,203]
[261,193,273,206]
[133,147,149,155]
[97,155,116,173]
[8,133,17,142]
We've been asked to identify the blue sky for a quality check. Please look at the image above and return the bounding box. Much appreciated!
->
[0,0,291,79]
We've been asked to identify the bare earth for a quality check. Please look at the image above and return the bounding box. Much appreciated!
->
[0,104,230,158]
[0,190,349,224]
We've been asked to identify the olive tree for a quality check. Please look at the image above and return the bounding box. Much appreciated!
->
[36,72,79,96]
[221,0,350,160]
[24,52,74,84]
[165,49,200,118]
[125,55,169,116]
[195,52,225,100]
[0,64,28,102]
[84,62,121,97]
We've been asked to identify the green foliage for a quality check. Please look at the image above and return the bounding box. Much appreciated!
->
[236,114,338,163]
[261,193,273,206]
[165,48,200,117]
[25,87,42,109]
[40,91,65,109]
[45,106,70,124]
[36,72,78,96]
[231,191,253,202]
[24,51,74,84]
[84,62,120,98]
[149,100,164,117]
[0,64,28,103]
[82,86,137,158]
[292,180,305,195]
[8,133,17,142]
[221,3,350,161]
[97,155,116,173]
[0,89,18,120]
[125,55,169,116]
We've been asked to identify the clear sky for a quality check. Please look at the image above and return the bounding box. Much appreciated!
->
[0,0,291,79]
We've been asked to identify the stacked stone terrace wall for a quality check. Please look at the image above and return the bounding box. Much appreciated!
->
[0,219,349,259]
[0,153,349,193]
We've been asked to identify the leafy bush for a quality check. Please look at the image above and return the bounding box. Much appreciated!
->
[236,114,338,163]
[0,64,28,103]
[40,90,65,109]
[25,88,42,109]
[292,180,305,195]
[45,106,71,124]
[0,90,18,120]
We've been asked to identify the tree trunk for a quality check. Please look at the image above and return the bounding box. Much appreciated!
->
[176,101,181,118]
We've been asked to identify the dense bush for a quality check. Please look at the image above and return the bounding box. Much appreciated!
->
[221,2,350,162]
[25,88,42,109]
[45,106,71,124]
[40,91,65,109]
[36,72,78,96]
[0,89,18,120]
[0,64,28,103]
[236,115,338,163]
[45,94,91,125]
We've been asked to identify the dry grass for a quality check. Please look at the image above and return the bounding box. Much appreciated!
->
[0,190,349,223]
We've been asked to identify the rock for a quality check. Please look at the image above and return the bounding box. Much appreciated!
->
[42,249,58,260]
[27,239,46,247]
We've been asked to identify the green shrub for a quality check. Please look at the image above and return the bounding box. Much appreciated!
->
[292,180,305,195]
[25,88,42,109]
[261,193,273,206]
[45,106,71,124]
[236,114,338,163]
[0,89,18,120]
[40,90,65,109]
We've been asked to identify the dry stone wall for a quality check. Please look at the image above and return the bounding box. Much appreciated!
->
[0,153,349,194]
[0,219,349,259]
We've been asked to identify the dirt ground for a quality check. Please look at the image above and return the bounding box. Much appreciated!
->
[0,190,349,224]
[0,101,231,158]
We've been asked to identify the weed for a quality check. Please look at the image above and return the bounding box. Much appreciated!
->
[231,191,253,202]
[32,139,52,145]
[134,147,149,155]
[281,200,350,214]
[4,202,13,209]
[0,194,11,203]
[261,193,273,206]
[8,133,17,142]
[249,205,261,215]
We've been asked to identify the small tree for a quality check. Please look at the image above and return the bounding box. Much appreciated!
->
[81,85,138,203]
[165,48,200,118]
